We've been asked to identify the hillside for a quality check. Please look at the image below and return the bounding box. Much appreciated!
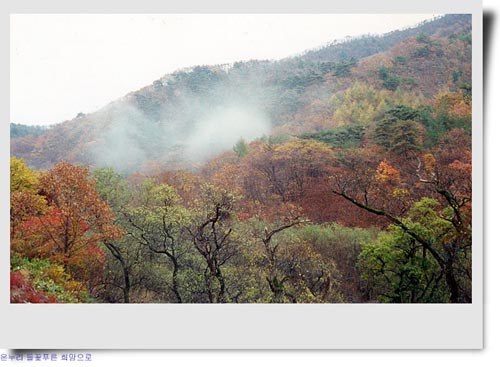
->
[11,14,471,172]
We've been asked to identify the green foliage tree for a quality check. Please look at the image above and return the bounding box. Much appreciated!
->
[253,218,306,302]
[378,65,400,91]
[300,124,365,148]
[358,198,458,302]
[93,168,144,303]
[126,183,191,302]
[394,55,408,65]
[416,32,431,44]
[233,138,249,158]
[331,177,471,303]
[186,184,240,303]
[297,223,379,302]
[419,92,471,146]
[374,106,423,156]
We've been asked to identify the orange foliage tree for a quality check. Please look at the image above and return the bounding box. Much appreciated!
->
[19,162,123,292]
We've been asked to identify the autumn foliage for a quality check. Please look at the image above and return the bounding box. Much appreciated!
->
[10,15,472,303]
[11,160,122,301]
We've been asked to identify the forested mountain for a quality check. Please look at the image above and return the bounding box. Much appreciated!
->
[11,14,472,304]
[11,14,471,172]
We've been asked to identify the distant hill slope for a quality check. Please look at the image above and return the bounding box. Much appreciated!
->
[10,123,47,139]
[297,14,470,63]
[11,14,471,172]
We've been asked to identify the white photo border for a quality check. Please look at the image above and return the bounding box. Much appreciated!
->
[0,0,483,349]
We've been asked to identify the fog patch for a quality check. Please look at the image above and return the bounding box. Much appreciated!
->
[184,105,270,161]
[92,104,149,172]
[90,76,273,172]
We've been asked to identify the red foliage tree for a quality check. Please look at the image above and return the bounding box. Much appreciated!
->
[19,162,123,289]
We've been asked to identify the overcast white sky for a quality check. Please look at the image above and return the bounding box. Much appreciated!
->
[10,14,437,126]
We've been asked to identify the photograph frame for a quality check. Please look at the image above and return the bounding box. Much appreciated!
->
[1,0,483,349]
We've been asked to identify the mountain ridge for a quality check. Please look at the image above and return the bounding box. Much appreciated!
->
[11,14,471,172]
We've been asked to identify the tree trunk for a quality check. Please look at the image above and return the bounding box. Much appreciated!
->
[123,269,130,304]
[444,262,460,303]
[171,259,182,303]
